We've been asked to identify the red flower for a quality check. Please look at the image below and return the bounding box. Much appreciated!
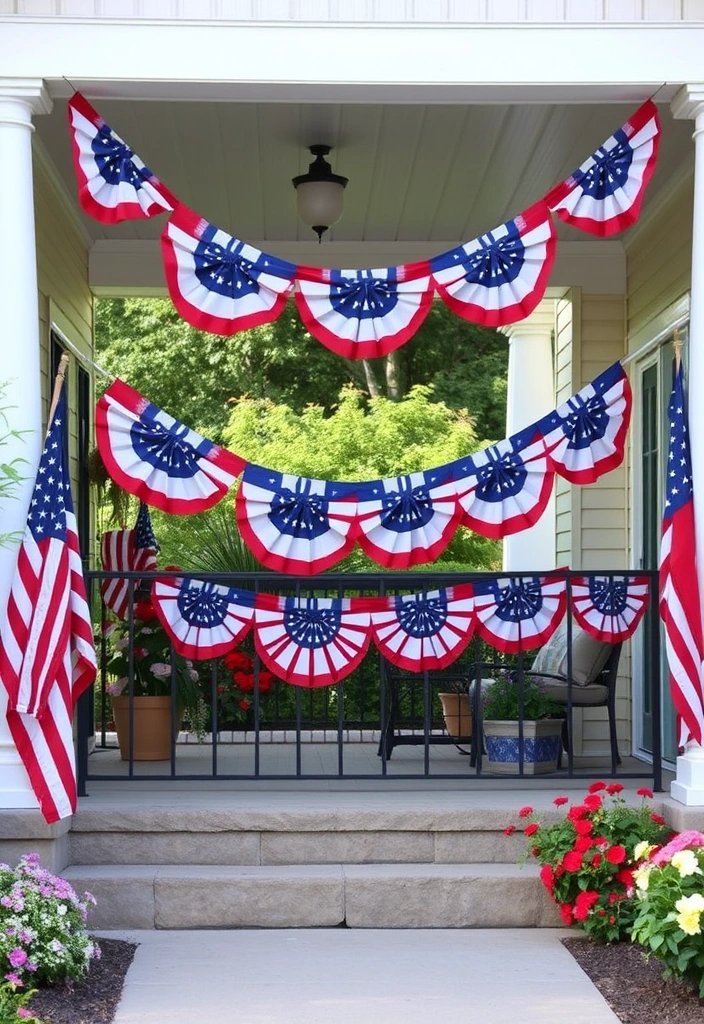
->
[163,564,182,572]
[574,836,593,853]
[606,783,624,795]
[559,903,574,926]
[573,891,599,921]
[583,794,602,812]
[257,671,274,693]
[615,869,634,887]
[504,825,517,836]
[592,836,608,847]
[597,909,607,917]
[591,853,602,868]
[588,781,607,793]
[650,813,666,825]
[608,916,616,925]
[224,651,254,672]
[217,685,225,695]
[524,823,539,837]
[539,864,554,894]
[574,819,593,836]
[553,796,569,807]
[234,672,255,693]
[637,788,654,799]
[608,891,624,905]
[563,851,583,872]
[605,845,627,865]
[518,806,533,818]
[555,865,565,878]
[567,805,587,822]
[237,699,251,711]
[134,600,157,622]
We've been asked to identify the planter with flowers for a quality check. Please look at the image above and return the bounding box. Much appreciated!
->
[106,594,203,760]
[506,783,670,942]
[481,668,564,774]
[214,649,275,730]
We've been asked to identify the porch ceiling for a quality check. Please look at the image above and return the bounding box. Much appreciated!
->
[35,93,693,258]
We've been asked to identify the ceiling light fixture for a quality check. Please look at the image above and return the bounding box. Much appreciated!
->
[292,145,348,243]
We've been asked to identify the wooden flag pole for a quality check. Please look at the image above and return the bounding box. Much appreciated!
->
[47,354,70,428]
[674,327,683,372]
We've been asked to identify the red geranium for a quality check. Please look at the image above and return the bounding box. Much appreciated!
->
[588,781,607,793]
[134,600,158,622]
[606,783,624,795]
[237,699,251,711]
[563,851,583,872]
[505,825,517,836]
[234,672,255,693]
[591,853,602,868]
[605,845,627,865]
[524,823,539,837]
[574,836,593,854]
[583,794,603,812]
[637,788,654,799]
[518,806,533,818]
[559,903,574,926]
[574,819,593,836]
[567,805,587,822]
[650,813,666,826]
[539,863,554,894]
[615,868,634,887]
[224,650,254,672]
[553,796,569,807]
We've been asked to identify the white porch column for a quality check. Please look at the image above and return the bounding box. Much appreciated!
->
[670,86,704,805]
[0,79,52,809]
[501,300,556,573]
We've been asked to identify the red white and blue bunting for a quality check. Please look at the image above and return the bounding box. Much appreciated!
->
[162,204,297,336]
[69,94,661,351]
[97,362,632,570]
[145,574,649,685]
[429,202,557,328]
[253,594,372,687]
[571,574,650,645]
[545,100,660,238]
[96,379,246,514]
[68,93,175,223]
[152,577,255,660]
[472,576,567,654]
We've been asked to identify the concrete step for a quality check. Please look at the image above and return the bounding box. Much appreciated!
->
[62,862,562,929]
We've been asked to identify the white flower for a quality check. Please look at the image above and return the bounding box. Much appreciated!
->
[676,893,704,935]
[634,841,655,862]
[671,849,704,878]
[56,905,67,916]
[633,864,652,891]
[150,663,171,678]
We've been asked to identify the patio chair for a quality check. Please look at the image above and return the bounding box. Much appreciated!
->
[525,621,622,774]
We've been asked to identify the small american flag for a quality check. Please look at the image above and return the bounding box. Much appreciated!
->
[100,502,159,619]
[659,361,704,747]
[0,382,96,823]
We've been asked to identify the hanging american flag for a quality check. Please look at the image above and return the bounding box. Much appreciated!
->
[0,376,96,823]
[660,361,704,747]
[100,502,159,620]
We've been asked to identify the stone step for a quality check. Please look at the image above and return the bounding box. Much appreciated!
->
[62,862,562,930]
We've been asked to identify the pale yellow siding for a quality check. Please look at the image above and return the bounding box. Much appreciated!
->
[32,146,93,543]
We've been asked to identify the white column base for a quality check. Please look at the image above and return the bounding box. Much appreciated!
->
[670,743,704,805]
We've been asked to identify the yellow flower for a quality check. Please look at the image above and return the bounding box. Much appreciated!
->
[634,841,655,862]
[675,893,704,936]
[633,864,652,891]
[671,850,704,878]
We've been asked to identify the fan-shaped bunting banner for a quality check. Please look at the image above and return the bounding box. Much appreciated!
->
[545,100,660,237]
[254,594,371,687]
[294,262,434,359]
[429,202,557,328]
[96,380,245,514]
[162,204,297,335]
[571,575,650,645]
[152,577,256,660]
[236,465,359,575]
[68,92,175,224]
[452,435,553,540]
[354,469,461,569]
[539,362,632,484]
[473,576,567,654]
[370,585,475,672]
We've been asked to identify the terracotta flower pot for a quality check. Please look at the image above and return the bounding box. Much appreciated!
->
[438,692,472,740]
[111,695,180,761]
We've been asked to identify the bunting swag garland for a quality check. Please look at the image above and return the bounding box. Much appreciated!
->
[429,202,557,328]
[68,94,661,352]
[148,574,650,685]
[294,262,434,360]
[162,204,297,335]
[152,577,255,660]
[545,100,660,238]
[369,585,475,672]
[97,362,632,570]
[571,575,650,645]
[253,594,372,687]
[96,379,246,514]
[68,93,175,223]
[472,576,567,654]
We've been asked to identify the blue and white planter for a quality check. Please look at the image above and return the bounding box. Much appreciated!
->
[482,719,564,775]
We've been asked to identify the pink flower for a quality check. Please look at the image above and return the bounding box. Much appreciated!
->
[17,1009,33,1019]
[8,949,27,968]
[4,973,22,987]
[650,830,704,867]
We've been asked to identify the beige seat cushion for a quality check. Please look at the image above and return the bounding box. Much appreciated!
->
[538,680,609,705]
[530,621,613,687]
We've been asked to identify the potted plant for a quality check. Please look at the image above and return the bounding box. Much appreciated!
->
[106,593,203,760]
[481,667,564,774]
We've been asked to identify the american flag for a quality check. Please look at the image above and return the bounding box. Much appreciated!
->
[100,502,159,619]
[659,361,704,747]
[0,386,96,823]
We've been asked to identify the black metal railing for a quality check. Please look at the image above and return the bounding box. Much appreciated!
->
[77,568,663,790]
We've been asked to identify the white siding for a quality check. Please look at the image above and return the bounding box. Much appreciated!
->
[2,0,703,20]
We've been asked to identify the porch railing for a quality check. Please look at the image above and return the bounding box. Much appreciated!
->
[77,568,663,790]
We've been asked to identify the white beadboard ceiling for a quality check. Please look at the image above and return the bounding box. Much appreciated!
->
[35,96,693,250]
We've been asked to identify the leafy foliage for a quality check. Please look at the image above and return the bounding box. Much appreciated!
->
[482,668,562,721]
[0,383,28,550]
[506,784,669,943]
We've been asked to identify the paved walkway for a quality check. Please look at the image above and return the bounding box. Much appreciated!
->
[103,928,619,1024]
